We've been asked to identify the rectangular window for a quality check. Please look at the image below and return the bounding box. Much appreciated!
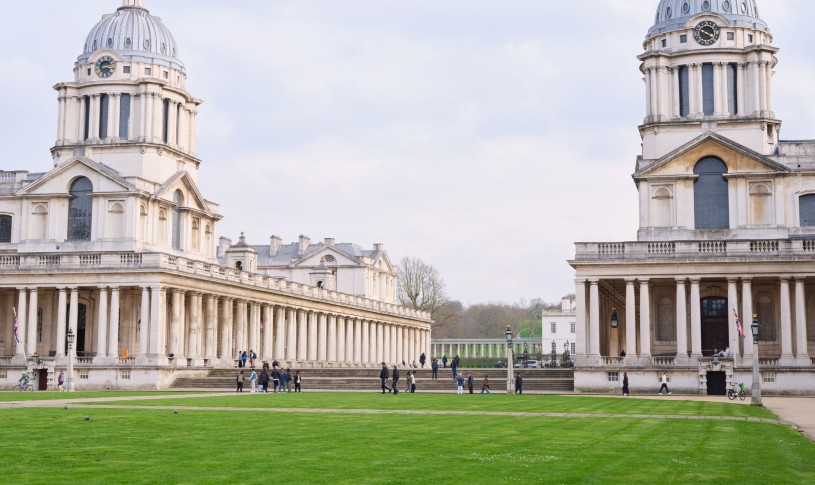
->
[163,71,169,79]
[79,370,90,380]
[121,370,131,380]
[727,32,735,41]
[571,343,576,354]
[0,215,11,243]
[162,99,170,144]
[37,308,43,343]
[0,370,7,379]
[145,67,152,76]
[550,323,557,334]
[661,39,667,48]
[119,94,131,139]
[570,323,576,334]
[702,63,714,116]
[99,94,109,139]
[762,372,776,383]
[607,372,619,382]
[748,34,754,43]
[680,34,687,43]
[83,96,91,141]
[727,63,738,115]
[678,66,689,117]
[123,66,131,74]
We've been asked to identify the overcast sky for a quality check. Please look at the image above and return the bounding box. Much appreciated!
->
[2,1,815,305]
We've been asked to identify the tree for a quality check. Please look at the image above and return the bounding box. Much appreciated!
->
[396,256,449,327]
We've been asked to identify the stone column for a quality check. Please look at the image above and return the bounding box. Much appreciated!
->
[713,63,723,116]
[139,287,149,357]
[779,278,794,365]
[644,66,652,119]
[68,288,79,357]
[737,63,746,115]
[575,279,587,358]
[727,278,739,357]
[688,64,698,117]
[750,61,760,116]
[624,279,637,363]
[318,312,327,361]
[742,279,754,361]
[205,295,217,361]
[675,278,688,363]
[189,293,202,362]
[148,286,165,357]
[111,93,121,140]
[354,318,363,364]
[26,288,38,357]
[336,316,346,363]
[589,280,600,358]
[275,305,286,360]
[296,309,307,362]
[57,93,66,143]
[89,94,100,140]
[639,280,651,362]
[56,288,67,357]
[345,317,354,363]
[286,307,297,362]
[795,278,810,365]
[307,311,318,361]
[260,304,272,361]
[109,287,120,359]
[408,328,415,365]
[247,302,258,359]
[376,322,384,363]
[369,321,378,364]
[169,289,183,360]
[690,279,702,361]
[649,67,659,119]
[220,298,234,363]
[327,314,337,362]
[759,61,768,114]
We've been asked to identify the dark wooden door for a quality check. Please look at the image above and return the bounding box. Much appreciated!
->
[707,371,726,395]
[37,369,48,391]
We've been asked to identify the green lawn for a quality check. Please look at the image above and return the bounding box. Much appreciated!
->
[0,403,812,484]
[0,391,189,402]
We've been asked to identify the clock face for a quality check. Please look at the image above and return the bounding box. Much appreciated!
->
[94,56,116,78]
[693,21,720,46]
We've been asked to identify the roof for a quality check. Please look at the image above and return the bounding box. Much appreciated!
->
[648,0,768,39]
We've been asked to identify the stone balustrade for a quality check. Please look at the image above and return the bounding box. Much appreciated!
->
[575,239,815,261]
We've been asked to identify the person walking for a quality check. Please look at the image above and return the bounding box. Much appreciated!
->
[515,372,523,395]
[57,370,65,392]
[451,355,458,378]
[392,365,400,395]
[442,355,448,368]
[622,372,629,397]
[249,369,258,392]
[285,368,293,392]
[467,374,474,394]
[456,374,465,394]
[236,371,244,392]
[658,372,671,395]
[272,367,281,393]
[237,350,243,368]
[249,350,256,368]
[279,369,288,393]
[431,359,439,380]
[410,372,416,393]
[480,374,491,395]
[380,362,391,394]
[241,351,248,369]
[294,371,302,393]
[259,369,269,393]
[419,353,426,368]
[405,371,412,393]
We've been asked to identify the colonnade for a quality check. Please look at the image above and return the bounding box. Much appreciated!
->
[0,285,431,367]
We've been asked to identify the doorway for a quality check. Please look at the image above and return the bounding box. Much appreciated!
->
[707,371,726,395]
[701,297,728,356]
[37,369,48,391]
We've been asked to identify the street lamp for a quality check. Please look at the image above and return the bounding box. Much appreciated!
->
[610,308,619,329]
[505,325,514,395]
[66,329,75,392]
[750,314,762,406]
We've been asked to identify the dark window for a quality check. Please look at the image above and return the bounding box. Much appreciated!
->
[799,194,815,226]
[680,34,687,43]
[37,308,43,343]
[83,96,91,141]
[727,63,738,115]
[162,99,170,144]
[68,177,93,241]
[694,158,730,230]
[702,63,714,116]
[119,94,131,139]
[702,298,727,318]
[172,190,182,250]
[678,66,690,117]
[0,215,11,243]
[99,94,109,139]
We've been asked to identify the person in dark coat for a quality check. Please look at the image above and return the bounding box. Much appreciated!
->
[236,371,244,392]
[294,371,302,392]
[419,353,426,368]
[241,351,248,368]
[431,359,439,380]
[392,365,400,395]
[622,372,629,397]
[467,374,474,394]
[259,369,269,393]
[271,367,281,393]
[515,372,523,395]
[380,362,391,393]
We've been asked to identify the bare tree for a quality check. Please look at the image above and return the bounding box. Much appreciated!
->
[396,256,449,327]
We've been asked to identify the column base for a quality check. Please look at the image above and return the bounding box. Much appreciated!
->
[92,356,109,365]
[779,354,796,366]
[674,355,691,367]
[189,358,206,367]
[795,356,812,366]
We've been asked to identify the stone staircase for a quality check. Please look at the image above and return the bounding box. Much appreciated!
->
[171,367,574,393]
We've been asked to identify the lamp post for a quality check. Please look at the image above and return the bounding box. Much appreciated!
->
[750,314,762,406]
[66,329,75,393]
[505,325,513,395]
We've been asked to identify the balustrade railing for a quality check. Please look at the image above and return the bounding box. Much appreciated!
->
[116,357,135,365]
[0,357,11,364]
[76,357,93,365]
[575,239,815,261]
[79,254,101,266]
[652,356,675,366]
[759,358,779,366]
[601,357,623,366]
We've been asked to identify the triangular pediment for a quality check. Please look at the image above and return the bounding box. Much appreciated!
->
[297,246,361,267]
[635,132,790,179]
[153,171,212,216]
[16,156,139,196]
[370,250,395,274]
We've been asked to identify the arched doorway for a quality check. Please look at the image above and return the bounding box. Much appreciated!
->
[701,297,728,356]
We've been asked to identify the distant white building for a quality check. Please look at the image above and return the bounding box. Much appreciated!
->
[541,298,577,360]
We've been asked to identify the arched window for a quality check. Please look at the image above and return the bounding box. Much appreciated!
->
[172,190,183,250]
[68,177,93,241]
[158,209,167,244]
[0,215,11,243]
[800,194,815,227]
[694,157,729,230]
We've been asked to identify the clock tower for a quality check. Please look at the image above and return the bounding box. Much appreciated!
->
[638,0,778,169]
[51,0,202,186]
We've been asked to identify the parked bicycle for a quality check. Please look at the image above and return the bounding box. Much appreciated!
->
[727,382,745,401]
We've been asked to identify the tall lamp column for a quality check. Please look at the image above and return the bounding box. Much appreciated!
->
[505,325,513,395]
[750,315,762,406]
[66,329,75,393]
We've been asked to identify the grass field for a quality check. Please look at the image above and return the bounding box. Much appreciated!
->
[0,391,188,402]
[1,393,813,484]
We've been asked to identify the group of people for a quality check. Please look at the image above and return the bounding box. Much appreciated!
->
[454,373,494,394]
[237,361,301,393]
[236,350,258,368]
[617,371,672,397]
[18,371,66,392]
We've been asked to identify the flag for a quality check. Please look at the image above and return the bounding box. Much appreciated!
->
[12,307,22,344]
[733,306,745,338]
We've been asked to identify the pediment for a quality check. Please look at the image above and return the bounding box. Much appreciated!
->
[635,132,789,180]
[298,247,361,267]
[153,171,211,215]
[16,156,138,196]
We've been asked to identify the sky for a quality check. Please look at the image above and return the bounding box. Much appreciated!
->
[2,1,815,305]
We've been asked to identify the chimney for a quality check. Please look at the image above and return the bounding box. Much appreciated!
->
[374,243,384,252]
[270,235,282,256]
[298,234,311,256]
[324,237,335,246]
[217,236,232,258]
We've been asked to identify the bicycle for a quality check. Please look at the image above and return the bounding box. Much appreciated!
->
[13,383,34,392]
[727,382,745,401]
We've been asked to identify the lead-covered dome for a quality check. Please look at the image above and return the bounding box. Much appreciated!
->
[648,0,768,39]
[78,0,184,71]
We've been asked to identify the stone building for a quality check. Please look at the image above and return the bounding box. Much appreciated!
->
[570,0,815,394]
[0,0,431,390]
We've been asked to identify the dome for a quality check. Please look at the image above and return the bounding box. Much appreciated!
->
[78,1,184,71]
[648,0,768,39]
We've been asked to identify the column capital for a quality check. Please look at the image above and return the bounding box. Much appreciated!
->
[778,276,792,283]
[689,278,701,284]
[574,278,588,284]
[794,276,808,282]
[624,278,637,284]
[675,277,688,284]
